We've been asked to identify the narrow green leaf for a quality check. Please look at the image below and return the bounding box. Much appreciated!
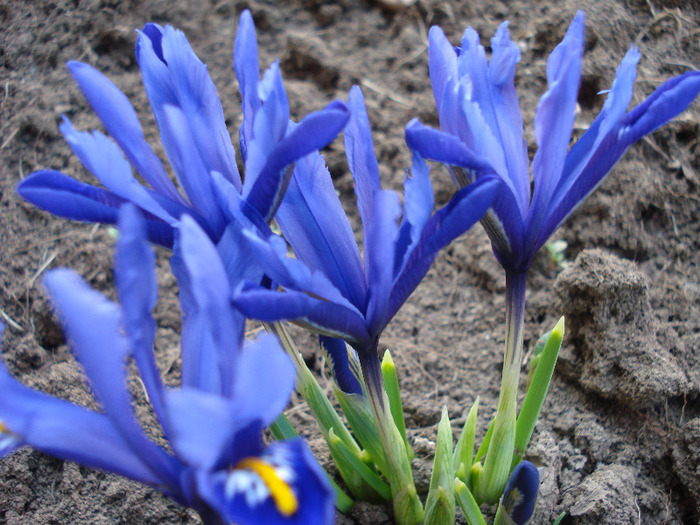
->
[454,478,487,525]
[269,413,298,441]
[453,397,479,483]
[329,428,392,501]
[552,511,566,525]
[514,317,564,465]
[424,407,456,525]
[382,350,414,460]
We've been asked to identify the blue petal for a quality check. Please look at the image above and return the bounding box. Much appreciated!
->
[388,177,498,322]
[528,12,585,237]
[59,117,176,225]
[234,9,262,163]
[276,150,366,310]
[231,333,295,429]
[365,190,400,339]
[539,69,700,249]
[114,205,170,435]
[160,25,241,190]
[245,100,350,222]
[17,171,180,248]
[344,86,382,253]
[319,336,363,396]
[0,361,166,487]
[502,461,539,525]
[428,26,458,116]
[172,216,243,397]
[233,286,371,349]
[198,439,334,525]
[42,269,180,486]
[66,61,185,205]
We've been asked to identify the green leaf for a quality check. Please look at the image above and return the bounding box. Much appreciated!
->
[454,478,487,525]
[453,397,479,483]
[382,350,414,460]
[269,413,298,441]
[424,407,455,525]
[514,317,564,466]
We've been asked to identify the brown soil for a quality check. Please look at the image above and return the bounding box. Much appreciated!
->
[1,1,699,524]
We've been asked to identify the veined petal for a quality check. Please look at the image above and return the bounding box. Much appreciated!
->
[59,117,176,225]
[17,171,176,247]
[428,26,458,114]
[528,11,585,235]
[241,228,359,312]
[231,334,295,430]
[404,119,495,181]
[276,150,366,309]
[538,70,700,250]
[242,62,290,201]
[233,286,371,349]
[160,26,241,189]
[66,61,184,205]
[345,86,382,252]
[245,100,350,222]
[198,439,334,525]
[0,362,165,487]
[172,216,243,397]
[159,104,226,237]
[42,269,180,486]
[114,205,169,435]
[388,177,498,322]
[365,190,400,338]
[234,9,261,163]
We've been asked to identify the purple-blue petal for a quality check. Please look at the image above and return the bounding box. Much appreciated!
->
[67,61,185,205]
[276,150,366,310]
[319,336,363,396]
[234,9,262,163]
[428,26,458,114]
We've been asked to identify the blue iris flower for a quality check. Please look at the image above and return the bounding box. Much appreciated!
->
[0,205,334,525]
[232,86,498,393]
[500,461,540,525]
[405,11,700,275]
[17,11,348,250]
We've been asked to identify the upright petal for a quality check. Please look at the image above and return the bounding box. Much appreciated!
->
[161,26,241,189]
[344,86,382,253]
[66,61,185,205]
[428,26,458,115]
[172,216,243,397]
[234,10,262,163]
[277,150,366,309]
[528,11,585,237]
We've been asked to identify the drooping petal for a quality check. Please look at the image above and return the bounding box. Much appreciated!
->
[528,11,585,235]
[233,286,371,350]
[198,439,334,525]
[344,86,382,252]
[0,362,166,488]
[42,269,180,486]
[172,215,244,397]
[364,190,400,339]
[59,117,176,226]
[114,205,170,434]
[388,177,498,322]
[276,150,366,309]
[160,25,241,189]
[66,60,185,205]
[245,100,350,222]
[234,9,262,163]
[501,461,539,525]
[538,69,700,250]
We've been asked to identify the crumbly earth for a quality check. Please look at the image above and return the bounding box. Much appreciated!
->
[1,0,699,524]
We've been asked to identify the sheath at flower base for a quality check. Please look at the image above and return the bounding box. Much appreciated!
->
[405,11,700,503]
[17,10,349,253]
[0,205,334,525]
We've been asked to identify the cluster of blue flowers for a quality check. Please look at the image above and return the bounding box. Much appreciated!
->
[3,9,699,525]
